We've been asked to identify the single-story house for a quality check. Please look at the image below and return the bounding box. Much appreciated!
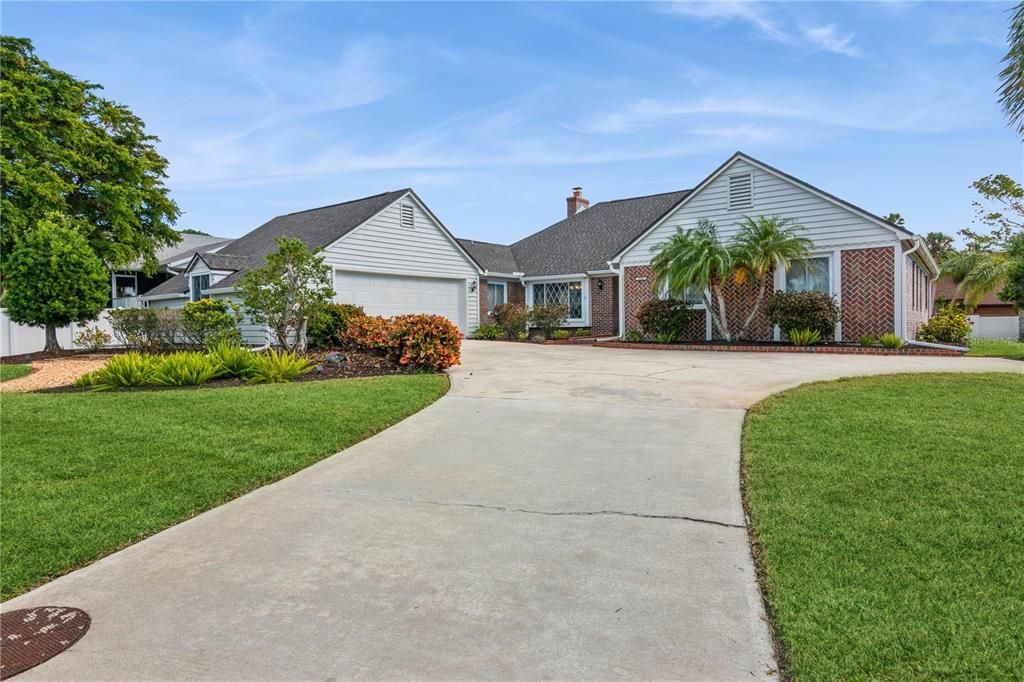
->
[142,190,484,344]
[459,151,940,341]
[934,275,1022,340]
[141,151,940,343]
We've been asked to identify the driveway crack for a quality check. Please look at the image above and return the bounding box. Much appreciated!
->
[333,489,746,529]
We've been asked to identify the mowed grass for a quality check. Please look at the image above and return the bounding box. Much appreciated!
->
[0,364,31,382]
[0,375,447,599]
[743,373,1024,680]
[967,337,1024,360]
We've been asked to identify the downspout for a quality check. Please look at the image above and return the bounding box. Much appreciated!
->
[610,260,625,338]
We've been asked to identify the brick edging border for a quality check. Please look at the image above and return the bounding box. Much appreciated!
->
[598,341,965,357]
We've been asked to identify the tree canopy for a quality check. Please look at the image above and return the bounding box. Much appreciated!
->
[0,36,180,273]
[1,215,110,350]
[998,2,1024,137]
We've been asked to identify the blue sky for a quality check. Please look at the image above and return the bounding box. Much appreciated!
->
[5,1,1021,244]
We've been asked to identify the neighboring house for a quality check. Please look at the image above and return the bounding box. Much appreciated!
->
[934,275,1022,340]
[142,190,483,344]
[111,231,231,307]
[460,151,940,341]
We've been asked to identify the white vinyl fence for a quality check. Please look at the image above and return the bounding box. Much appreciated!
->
[968,315,1021,341]
[1,309,119,357]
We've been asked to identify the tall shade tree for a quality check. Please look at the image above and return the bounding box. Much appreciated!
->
[999,1,1024,137]
[1,216,110,351]
[731,216,813,339]
[924,231,955,263]
[0,36,180,273]
[236,237,334,353]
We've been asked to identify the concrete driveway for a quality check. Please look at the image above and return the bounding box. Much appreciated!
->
[6,342,1020,680]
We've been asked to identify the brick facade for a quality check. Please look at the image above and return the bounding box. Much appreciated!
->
[588,275,619,336]
[840,247,895,341]
[710,271,774,341]
[479,279,527,326]
[623,266,706,340]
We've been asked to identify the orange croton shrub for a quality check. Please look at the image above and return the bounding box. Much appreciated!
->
[343,313,462,370]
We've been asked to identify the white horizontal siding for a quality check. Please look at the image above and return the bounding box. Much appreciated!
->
[210,293,270,346]
[146,297,187,309]
[322,196,480,331]
[621,159,900,266]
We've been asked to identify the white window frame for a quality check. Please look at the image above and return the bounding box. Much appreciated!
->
[190,273,211,302]
[780,254,834,296]
[112,272,138,299]
[658,283,706,309]
[525,277,588,325]
[486,281,506,313]
[773,251,841,341]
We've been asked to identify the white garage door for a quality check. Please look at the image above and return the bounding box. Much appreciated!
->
[335,271,466,330]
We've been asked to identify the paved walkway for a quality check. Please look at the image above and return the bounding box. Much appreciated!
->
[5,342,1020,680]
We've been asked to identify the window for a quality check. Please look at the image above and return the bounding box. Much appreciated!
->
[487,281,506,313]
[400,203,415,228]
[532,280,583,319]
[190,273,211,302]
[728,172,753,210]
[785,257,830,294]
[113,273,137,298]
[660,283,706,308]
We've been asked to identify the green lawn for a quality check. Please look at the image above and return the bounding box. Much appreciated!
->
[0,375,447,599]
[743,373,1024,680]
[0,364,31,382]
[967,337,1024,360]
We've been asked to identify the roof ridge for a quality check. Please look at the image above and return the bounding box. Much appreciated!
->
[593,188,690,206]
[457,237,511,248]
[279,188,410,218]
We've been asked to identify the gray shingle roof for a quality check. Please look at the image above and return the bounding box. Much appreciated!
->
[456,239,519,274]
[504,190,691,276]
[141,273,189,298]
[195,252,258,272]
[218,190,410,262]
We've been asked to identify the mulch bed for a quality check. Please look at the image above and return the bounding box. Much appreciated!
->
[299,350,419,380]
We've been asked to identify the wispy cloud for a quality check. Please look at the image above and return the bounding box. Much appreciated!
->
[801,24,862,58]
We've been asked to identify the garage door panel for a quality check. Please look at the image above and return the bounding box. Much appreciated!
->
[334,271,465,330]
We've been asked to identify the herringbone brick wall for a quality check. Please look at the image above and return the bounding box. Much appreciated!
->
[623,266,706,339]
[841,247,895,340]
[589,275,619,336]
[711,271,774,341]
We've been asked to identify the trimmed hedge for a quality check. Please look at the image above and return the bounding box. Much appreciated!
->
[344,313,462,370]
[766,290,840,339]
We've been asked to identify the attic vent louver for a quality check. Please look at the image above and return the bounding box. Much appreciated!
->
[728,172,753,210]
[400,202,415,228]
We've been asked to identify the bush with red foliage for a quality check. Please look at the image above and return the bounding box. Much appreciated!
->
[343,313,462,370]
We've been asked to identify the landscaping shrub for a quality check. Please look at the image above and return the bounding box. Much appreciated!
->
[637,298,697,342]
[528,303,568,339]
[308,303,365,349]
[248,349,315,384]
[492,303,530,340]
[91,352,162,391]
[474,323,502,340]
[390,314,462,370]
[343,315,396,353]
[879,333,906,349]
[180,299,242,348]
[152,352,220,387]
[516,331,528,341]
[858,334,877,347]
[73,326,111,352]
[207,342,256,379]
[788,328,822,346]
[551,330,571,340]
[766,290,840,339]
[574,328,592,337]
[73,370,99,388]
[625,330,643,343]
[916,304,972,345]
[108,308,181,350]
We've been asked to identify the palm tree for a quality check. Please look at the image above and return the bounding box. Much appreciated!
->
[942,249,1012,310]
[651,219,734,340]
[731,216,813,339]
[999,2,1024,137]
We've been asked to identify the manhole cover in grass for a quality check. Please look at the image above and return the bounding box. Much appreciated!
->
[0,607,91,679]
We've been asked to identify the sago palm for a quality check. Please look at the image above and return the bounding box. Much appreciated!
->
[651,218,734,340]
[943,249,1011,310]
[731,216,812,339]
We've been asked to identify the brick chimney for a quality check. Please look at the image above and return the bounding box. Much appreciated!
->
[566,187,589,218]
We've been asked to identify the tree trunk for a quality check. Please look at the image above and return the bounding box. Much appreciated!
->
[44,324,62,352]
[737,276,769,341]
[296,318,308,354]
[710,284,731,341]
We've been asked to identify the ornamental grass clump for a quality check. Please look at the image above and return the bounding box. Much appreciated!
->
[858,334,877,347]
[879,333,906,349]
[206,342,256,379]
[152,352,220,387]
[91,352,162,391]
[248,349,315,384]
[788,328,822,346]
